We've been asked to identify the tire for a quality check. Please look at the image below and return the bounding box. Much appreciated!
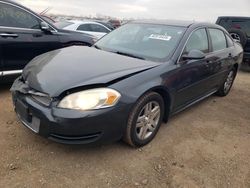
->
[216,68,237,97]
[228,29,247,47]
[123,92,165,147]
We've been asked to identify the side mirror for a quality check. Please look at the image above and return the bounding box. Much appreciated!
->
[182,50,206,60]
[40,22,51,32]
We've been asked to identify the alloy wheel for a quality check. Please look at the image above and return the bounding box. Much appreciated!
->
[224,70,235,93]
[135,101,161,140]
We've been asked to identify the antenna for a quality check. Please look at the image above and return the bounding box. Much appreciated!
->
[40,7,52,15]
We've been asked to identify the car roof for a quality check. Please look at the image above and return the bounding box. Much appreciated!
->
[132,19,195,27]
[131,19,221,29]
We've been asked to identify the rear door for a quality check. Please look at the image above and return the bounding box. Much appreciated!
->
[205,28,234,90]
[0,1,61,74]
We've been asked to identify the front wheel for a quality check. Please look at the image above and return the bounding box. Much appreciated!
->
[216,68,237,96]
[123,92,164,147]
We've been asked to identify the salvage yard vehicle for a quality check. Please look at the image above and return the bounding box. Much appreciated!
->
[11,20,243,147]
[0,0,96,82]
[55,20,112,39]
[216,16,250,70]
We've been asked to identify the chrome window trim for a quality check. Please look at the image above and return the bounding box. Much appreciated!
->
[2,70,23,76]
[0,1,57,32]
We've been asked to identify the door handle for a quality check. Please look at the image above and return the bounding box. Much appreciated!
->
[0,33,18,38]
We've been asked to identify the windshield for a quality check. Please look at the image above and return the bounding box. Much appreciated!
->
[95,23,186,62]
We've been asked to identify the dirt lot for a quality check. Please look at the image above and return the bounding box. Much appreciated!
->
[0,71,250,188]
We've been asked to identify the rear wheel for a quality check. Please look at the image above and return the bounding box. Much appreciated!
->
[123,92,164,147]
[216,68,237,96]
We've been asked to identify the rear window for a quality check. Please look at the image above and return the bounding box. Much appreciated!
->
[209,28,227,51]
[54,21,73,29]
[219,18,250,37]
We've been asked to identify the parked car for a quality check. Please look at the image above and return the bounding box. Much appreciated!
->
[0,0,96,82]
[95,21,115,31]
[11,20,243,147]
[55,20,112,39]
[216,16,250,70]
[108,19,121,28]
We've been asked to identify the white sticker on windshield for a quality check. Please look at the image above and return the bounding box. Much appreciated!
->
[149,34,172,41]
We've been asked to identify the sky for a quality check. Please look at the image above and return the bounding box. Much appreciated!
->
[15,0,250,22]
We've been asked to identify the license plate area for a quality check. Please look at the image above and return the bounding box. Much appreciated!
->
[16,99,31,122]
[15,99,40,133]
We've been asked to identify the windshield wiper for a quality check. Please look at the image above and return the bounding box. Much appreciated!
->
[114,51,145,60]
[93,47,146,60]
[93,44,102,50]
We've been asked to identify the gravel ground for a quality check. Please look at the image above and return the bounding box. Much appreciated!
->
[0,71,250,188]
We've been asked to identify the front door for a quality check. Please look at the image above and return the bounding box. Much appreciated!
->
[173,28,212,111]
[0,1,61,74]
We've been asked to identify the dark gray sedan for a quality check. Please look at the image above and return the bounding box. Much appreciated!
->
[11,20,243,147]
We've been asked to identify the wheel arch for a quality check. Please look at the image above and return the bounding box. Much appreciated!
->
[140,86,172,123]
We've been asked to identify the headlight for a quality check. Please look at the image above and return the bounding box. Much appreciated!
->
[58,88,121,111]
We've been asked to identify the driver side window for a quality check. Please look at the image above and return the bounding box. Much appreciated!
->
[0,2,40,29]
[183,28,209,55]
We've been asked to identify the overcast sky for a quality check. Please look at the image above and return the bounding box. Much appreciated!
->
[16,0,250,22]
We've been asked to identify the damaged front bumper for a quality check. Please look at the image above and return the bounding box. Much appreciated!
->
[11,77,129,145]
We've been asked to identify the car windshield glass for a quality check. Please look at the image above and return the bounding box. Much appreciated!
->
[54,21,74,29]
[95,23,186,62]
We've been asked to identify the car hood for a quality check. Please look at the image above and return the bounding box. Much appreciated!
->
[22,46,159,97]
